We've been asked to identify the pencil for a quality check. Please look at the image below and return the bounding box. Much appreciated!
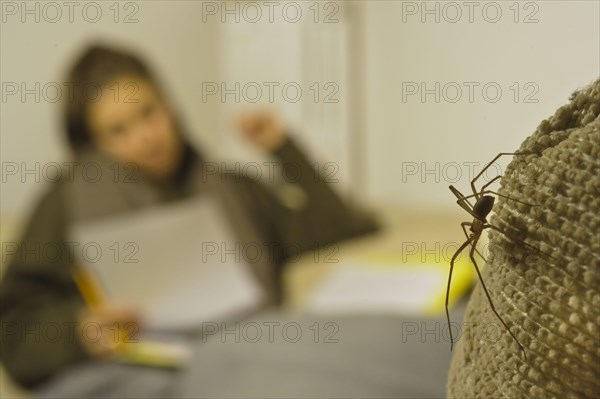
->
[72,265,190,369]
[72,264,129,352]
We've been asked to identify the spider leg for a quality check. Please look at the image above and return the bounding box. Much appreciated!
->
[450,185,474,209]
[485,224,554,259]
[449,185,478,219]
[481,190,535,207]
[456,199,478,220]
[458,189,535,207]
[480,175,501,193]
[471,152,538,199]
[461,222,487,263]
[468,235,527,359]
[447,235,475,352]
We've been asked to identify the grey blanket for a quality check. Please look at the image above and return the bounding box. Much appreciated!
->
[35,306,465,398]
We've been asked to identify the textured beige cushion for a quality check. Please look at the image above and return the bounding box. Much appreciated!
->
[447,79,599,398]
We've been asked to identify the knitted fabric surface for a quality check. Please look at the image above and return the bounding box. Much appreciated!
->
[447,79,600,398]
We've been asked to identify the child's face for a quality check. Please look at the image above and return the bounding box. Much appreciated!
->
[87,75,183,179]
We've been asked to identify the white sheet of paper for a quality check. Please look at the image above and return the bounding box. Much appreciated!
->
[305,263,445,315]
[70,194,265,332]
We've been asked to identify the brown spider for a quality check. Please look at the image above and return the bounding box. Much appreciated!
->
[446,151,547,359]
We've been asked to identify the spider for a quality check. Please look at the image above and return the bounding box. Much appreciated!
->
[446,151,546,359]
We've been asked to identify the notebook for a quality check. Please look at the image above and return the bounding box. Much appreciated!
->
[305,253,476,316]
[69,194,265,333]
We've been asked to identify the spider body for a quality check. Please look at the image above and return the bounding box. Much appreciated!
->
[472,195,494,220]
[445,152,543,359]
[469,217,485,236]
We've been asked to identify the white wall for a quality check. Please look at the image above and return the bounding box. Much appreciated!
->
[362,0,599,209]
[210,2,352,195]
[1,1,599,220]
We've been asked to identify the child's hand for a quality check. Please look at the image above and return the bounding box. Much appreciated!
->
[76,304,142,358]
[235,110,287,152]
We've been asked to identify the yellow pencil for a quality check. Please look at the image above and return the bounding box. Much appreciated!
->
[72,264,130,352]
[72,265,190,368]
